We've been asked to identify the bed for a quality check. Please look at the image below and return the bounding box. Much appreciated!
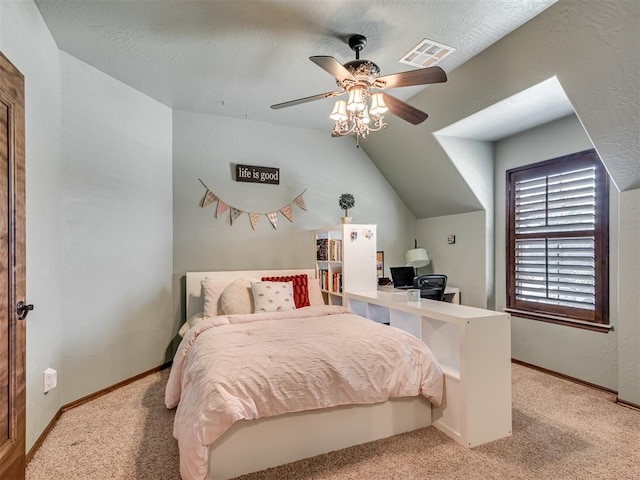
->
[166,269,445,480]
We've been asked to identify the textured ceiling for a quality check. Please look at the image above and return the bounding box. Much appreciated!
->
[35,0,557,132]
[436,76,574,142]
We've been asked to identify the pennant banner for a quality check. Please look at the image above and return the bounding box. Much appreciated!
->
[248,213,262,230]
[280,204,294,222]
[230,207,243,225]
[216,201,228,218]
[266,211,278,229]
[200,189,217,207]
[198,179,305,230]
[293,193,307,211]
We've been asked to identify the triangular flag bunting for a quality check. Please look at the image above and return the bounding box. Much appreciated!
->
[198,181,306,230]
[280,204,294,222]
[230,207,243,225]
[200,190,217,207]
[266,211,278,229]
[217,201,229,218]
[293,192,307,211]
[248,213,262,230]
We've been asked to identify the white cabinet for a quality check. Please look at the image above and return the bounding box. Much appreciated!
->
[346,290,512,448]
[315,224,377,305]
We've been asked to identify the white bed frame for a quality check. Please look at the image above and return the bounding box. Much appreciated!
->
[184,270,435,480]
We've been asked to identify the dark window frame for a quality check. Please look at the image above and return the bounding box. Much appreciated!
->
[505,149,610,332]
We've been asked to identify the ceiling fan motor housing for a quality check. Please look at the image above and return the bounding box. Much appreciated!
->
[342,35,380,86]
[343,60,381,81]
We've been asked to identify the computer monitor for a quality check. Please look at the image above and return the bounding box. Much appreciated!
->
[390,266,416,289]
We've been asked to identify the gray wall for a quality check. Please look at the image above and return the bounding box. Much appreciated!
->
[494,115,619,391]
[1,0,65,451]
[5,0,639,452]
[369,0,640,404]
[416,211,487,308]
[617,189,640,403]
[1,1,174,449]
[60,52,174,403]
[172,109,416,330]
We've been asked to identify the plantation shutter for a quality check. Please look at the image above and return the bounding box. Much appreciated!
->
[506,150,608,326]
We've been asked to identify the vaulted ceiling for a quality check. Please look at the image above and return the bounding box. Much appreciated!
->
[35,0,568,218]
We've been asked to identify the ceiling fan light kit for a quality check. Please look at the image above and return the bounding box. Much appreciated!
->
[271,34,448,146]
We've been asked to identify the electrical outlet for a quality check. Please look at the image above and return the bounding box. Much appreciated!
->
[44,368,57,394]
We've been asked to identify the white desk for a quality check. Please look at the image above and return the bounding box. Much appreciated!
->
[346,290,512,448]
[377,285,461,304]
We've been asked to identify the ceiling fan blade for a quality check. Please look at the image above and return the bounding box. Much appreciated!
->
[271,90,345,110]
[310,56,357,84]
[382,93,428,125]
[378,66,447,89]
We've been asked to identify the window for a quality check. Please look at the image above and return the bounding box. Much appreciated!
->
[505,149,609,331]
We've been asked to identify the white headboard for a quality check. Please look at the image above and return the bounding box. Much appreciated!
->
[185,269,316,318]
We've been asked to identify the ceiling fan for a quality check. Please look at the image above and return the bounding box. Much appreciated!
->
[271,34,448,142]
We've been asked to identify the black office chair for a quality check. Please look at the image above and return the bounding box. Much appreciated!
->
[413,274,447,301]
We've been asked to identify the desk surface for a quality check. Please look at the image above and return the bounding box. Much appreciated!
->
[377,285,460,303]
[377,285,458,293]
[347,290,502,324]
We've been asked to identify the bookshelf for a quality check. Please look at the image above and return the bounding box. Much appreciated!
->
[315,224,377,305]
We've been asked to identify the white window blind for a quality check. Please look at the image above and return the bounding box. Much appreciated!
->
[514,166,597,311]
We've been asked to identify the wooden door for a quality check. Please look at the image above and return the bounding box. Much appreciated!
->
[0,51,27,480]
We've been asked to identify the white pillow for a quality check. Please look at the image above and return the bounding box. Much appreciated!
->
[220,278,255,315]
[307,279,325,306]
[202,277,230,317]
[251,281,296,313]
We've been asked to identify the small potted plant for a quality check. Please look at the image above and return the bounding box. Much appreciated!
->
[339,193,355,224]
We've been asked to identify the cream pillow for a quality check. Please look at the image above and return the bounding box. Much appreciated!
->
[220,278,255,315]
[251,281,296,313]
[178,312,205,337]
[178,312,232,337]
[307,279,325,306]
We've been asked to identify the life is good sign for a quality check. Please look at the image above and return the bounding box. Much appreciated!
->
[235,164,280,185]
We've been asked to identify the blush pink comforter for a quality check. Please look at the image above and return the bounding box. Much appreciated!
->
[165,305,443,480]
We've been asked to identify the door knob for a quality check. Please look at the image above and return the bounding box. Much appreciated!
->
[16,301,34,320]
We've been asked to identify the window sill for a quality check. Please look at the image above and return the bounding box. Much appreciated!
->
[504,308,613,333]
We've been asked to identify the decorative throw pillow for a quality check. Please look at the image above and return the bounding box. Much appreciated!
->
[251,281,296,313]
[261,274,310,308]
[202,277,230,317]
[307,279,325,306]
[220,278,255,315]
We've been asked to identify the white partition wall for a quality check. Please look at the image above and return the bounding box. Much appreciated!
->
[347,290,512,447]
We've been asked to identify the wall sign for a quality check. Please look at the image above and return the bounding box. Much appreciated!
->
[235,164,280,185]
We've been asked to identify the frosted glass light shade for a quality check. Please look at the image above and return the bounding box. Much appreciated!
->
[369,92,388,115]
[346,88,366,112]
[330,100,348,121]
[405,248,430,268]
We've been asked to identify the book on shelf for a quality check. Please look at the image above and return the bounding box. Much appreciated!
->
[316,239,328,261]
[328,239,342,262]
[316,238,343,262]
[332,272,342,293]
[318,269,329,290]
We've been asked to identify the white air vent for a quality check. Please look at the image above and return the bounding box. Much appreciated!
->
[399,38,455,68]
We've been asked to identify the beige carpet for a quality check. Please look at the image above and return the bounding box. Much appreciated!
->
[27,364,640,480]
